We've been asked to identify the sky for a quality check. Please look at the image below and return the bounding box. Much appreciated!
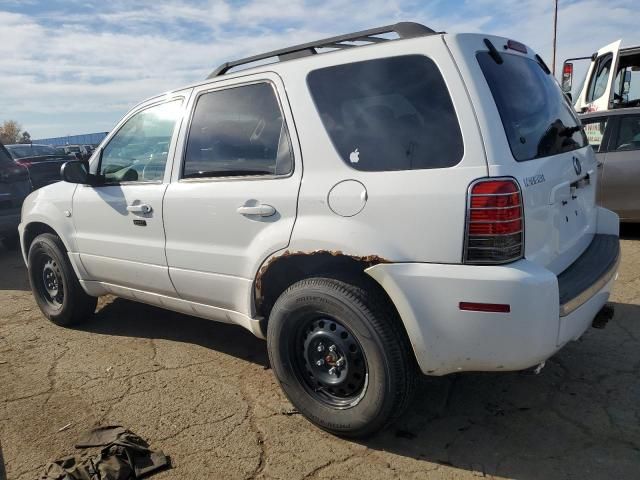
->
[1,0,639,139]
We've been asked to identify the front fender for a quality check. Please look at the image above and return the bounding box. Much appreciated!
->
[19,182,81,270]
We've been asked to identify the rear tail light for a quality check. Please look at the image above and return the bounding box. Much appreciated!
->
[464,178,524,264]
[15,159,33,168]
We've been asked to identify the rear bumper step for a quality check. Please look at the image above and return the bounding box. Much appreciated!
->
[558,234,620,317]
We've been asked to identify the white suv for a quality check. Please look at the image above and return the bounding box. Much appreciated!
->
[19,23,620,437]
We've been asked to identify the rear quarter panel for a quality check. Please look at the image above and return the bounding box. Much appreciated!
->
[274,35,488,263]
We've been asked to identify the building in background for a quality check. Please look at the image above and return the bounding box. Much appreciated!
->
[32,132,108,146]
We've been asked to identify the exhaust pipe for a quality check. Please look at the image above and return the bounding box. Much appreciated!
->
[592,303,615,329]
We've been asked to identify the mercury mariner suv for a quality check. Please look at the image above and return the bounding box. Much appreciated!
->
[19,23,620,437]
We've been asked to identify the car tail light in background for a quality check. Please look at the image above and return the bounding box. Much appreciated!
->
[464,178,524,264]
[562,62,573,94]
[15,159,33,168]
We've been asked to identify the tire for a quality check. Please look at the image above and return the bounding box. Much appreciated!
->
[1,234,19,250]
[267,277,416,438]
[27,233,97,326]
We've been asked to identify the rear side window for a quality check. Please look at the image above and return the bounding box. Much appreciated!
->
[183,83,293,178]
[581,117,609,152]
[477,52,588,162]
[613,115,640,151]
[307,55,464,172]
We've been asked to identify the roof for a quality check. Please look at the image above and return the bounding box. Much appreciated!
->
[579,107,640,119]
[206,22,439,79]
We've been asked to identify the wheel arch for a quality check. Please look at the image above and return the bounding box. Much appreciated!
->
[22,222,66,258]
[254,250,418,367]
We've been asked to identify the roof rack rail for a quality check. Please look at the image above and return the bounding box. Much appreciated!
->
[206,22,438,79]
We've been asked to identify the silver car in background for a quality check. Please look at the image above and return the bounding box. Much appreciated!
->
[581,107,640,222]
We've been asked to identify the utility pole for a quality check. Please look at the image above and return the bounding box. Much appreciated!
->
[552,0,558,75]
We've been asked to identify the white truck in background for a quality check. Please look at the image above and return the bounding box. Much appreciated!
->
[563,40,640,113]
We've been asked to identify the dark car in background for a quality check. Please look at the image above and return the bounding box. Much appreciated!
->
[0,143,31,248]
[5,144,75,190]
[58,144,91,160]
[580,107,640,222]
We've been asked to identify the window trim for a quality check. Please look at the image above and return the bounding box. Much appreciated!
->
[178,79,295,182]
[305,53,465,173]
[586,53,613,104]
[93,96,185,187]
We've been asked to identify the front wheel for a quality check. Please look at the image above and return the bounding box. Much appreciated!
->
[267,277,415,438]
[28,233,97,326]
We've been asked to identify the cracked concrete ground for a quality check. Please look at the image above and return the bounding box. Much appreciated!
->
[1,227,639,480]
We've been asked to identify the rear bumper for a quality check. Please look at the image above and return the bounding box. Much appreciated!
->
[366,232,620,376]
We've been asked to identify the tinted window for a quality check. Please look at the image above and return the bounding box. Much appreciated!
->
[100,100,182,183]
[613,115,640,151]
[586,54,612,103]
[307,55,464,172]
[581,117,609,152]
[0,145,13,165]
[183,83,292,178]
[7,144,62,159]
[477,52,587,162]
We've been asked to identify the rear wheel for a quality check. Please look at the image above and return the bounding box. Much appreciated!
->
[28,233,97,326]
[267,277,415,437]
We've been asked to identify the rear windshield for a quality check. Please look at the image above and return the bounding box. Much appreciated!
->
[7,144,59,159]
[477,52,587,162]
[308,55,464,172]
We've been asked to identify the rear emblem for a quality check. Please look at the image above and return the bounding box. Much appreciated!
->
[573,157,582,175]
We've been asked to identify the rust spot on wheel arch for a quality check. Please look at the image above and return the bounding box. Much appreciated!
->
[254,250,390,308]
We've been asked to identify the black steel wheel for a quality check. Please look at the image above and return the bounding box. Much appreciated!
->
[28,233,97,326]
[35,255,65,311]
[293,316,368,408]
[267,276,416,438]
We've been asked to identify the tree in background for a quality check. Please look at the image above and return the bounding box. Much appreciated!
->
[0,120,29,144]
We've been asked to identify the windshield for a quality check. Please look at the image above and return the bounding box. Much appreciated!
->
[477,52,588,162]
[7,144,60,159]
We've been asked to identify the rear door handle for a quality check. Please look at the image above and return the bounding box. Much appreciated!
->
[126,203,152,214]
[237,204,276,217]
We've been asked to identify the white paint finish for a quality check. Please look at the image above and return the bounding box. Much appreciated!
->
[163,73,302,314]
[573,40,622,113]
[366,258,609,376]
[327,180,367,217]
[72,183,176,294]
[19,32,620,373]
[87,281,264,338]
[447,34,599,274]
[277,35,487,264]
[79,253,176,296]
[167,267,252,312]
[18,181,78,261]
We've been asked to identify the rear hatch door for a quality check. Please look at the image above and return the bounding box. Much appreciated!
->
[447,34,598,274]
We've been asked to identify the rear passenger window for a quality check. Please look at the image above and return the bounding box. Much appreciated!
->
[581,117,609,152]
[613,115,640,151]
[307,55,464,172]
[183,83,293,178]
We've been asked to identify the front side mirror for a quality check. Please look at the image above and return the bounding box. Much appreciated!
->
[61,160,92,184]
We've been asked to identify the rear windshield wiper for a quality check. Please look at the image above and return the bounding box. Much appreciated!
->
[559,125,582,137]
[484,39,503,65]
